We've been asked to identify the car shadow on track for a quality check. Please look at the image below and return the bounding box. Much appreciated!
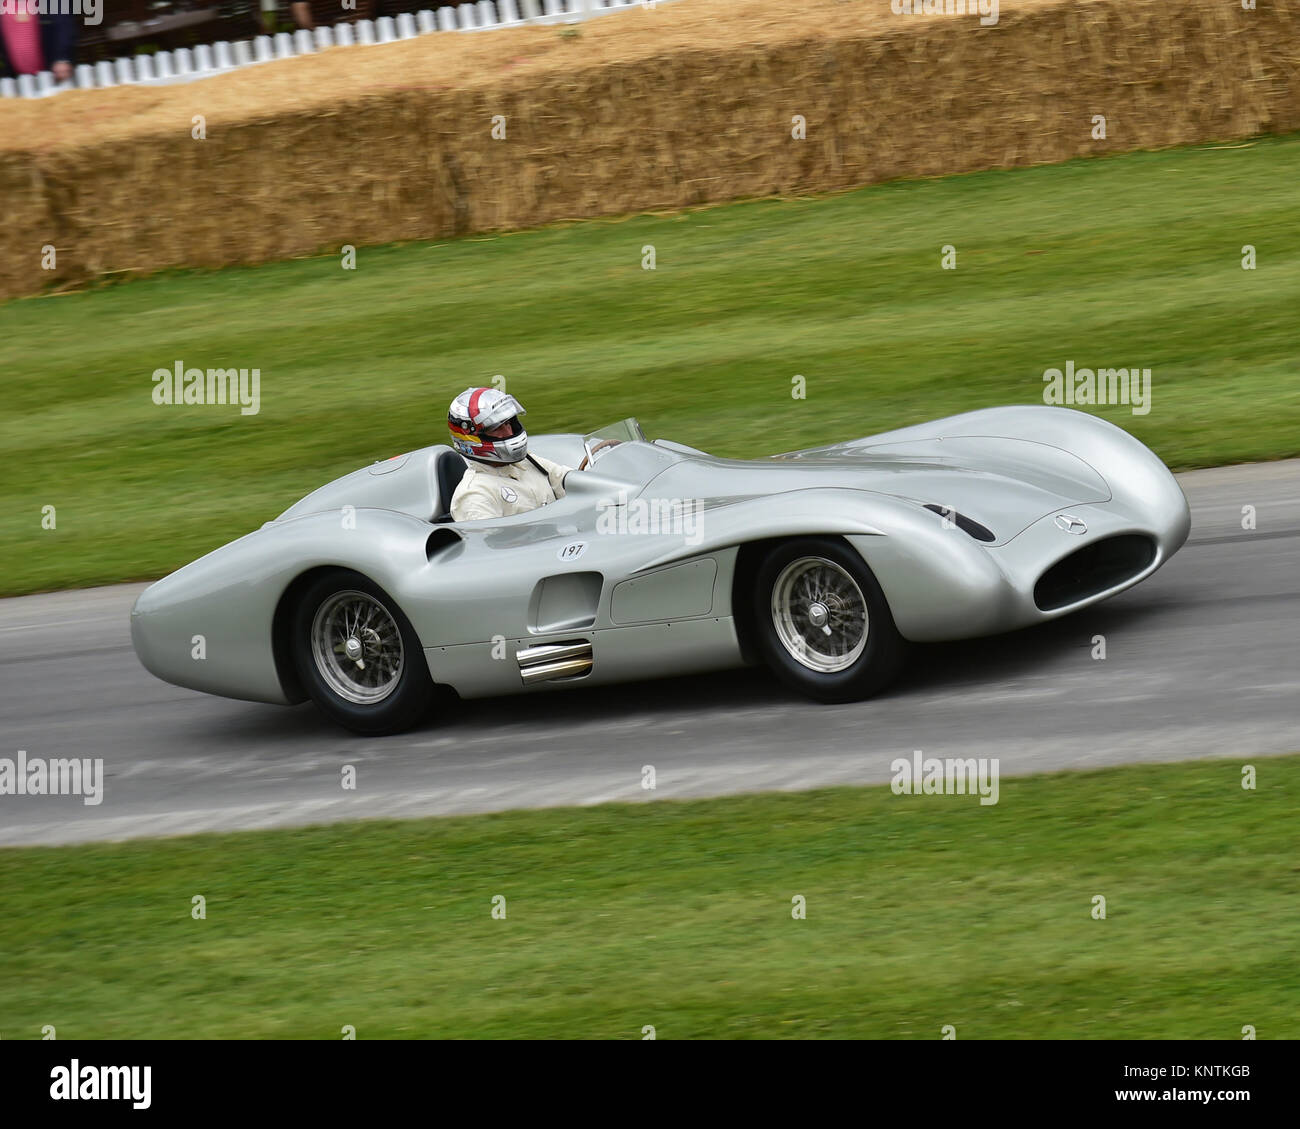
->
[200,595,1171,741]
[897,594,1166,695]
[411,593,1171,733]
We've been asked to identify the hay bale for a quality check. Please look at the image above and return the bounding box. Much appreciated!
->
[0,0,1296,300]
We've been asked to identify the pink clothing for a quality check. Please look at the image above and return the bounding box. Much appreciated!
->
[1,8,44,76]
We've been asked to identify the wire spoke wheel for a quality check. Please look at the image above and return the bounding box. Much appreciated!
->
[311,589,405,704]
[770,556,869,673]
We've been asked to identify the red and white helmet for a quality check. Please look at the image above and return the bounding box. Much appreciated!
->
[448,386,529,465]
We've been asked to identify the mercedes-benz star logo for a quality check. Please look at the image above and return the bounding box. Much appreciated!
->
[1054,513,1087,535]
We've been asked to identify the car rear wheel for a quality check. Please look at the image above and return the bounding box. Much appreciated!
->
[752,538,904,702]
[291,569,435,735]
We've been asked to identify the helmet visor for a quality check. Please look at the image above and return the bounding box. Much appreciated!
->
[474,393,526,432]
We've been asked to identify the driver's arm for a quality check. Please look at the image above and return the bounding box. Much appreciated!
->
[453,494,504,522]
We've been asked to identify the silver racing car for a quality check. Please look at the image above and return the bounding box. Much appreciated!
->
[131,406,1190,733]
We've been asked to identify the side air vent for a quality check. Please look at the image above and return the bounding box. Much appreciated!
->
[1034,534,1156,611]
[516,640,593,685]
[923,504,996,543]
[426,528,462,560]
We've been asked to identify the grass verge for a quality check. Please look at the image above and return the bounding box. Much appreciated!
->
[1,755,1295,1038]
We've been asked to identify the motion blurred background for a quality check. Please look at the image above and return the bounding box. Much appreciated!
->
[1,0,1298,1039]
[2,0,1297,595]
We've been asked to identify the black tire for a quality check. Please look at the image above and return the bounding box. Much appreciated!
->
[751,538,905,703]
[291,568,436,735]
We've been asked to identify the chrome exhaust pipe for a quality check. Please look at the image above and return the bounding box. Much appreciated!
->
[517,641,593,684]
[519,656,594,684]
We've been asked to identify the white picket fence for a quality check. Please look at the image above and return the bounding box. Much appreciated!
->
[1,0,677,100]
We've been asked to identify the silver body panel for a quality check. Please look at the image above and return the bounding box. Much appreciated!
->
[131,406,1190,706]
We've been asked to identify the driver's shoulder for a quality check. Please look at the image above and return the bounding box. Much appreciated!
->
[529,452,570,476]
[451,461,496,502]
[459,459,507,484]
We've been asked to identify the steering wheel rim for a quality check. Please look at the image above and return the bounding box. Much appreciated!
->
[578,438,622,471]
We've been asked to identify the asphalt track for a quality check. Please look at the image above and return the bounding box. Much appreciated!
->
[2,460,1297,847]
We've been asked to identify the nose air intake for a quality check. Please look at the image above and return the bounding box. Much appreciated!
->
[1034,534,1157,611]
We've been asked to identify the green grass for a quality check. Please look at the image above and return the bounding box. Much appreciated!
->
[1,756,1296,1039]
[2,134,1299,595]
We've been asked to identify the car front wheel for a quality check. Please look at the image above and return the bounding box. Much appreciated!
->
[752,538,904,702]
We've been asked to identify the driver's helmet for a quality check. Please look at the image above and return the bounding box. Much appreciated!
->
[448,387,528,465]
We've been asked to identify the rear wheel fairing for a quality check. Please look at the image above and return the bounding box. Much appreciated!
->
[130,508,441,705]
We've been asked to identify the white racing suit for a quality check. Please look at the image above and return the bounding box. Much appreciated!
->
[450,453,574,522]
